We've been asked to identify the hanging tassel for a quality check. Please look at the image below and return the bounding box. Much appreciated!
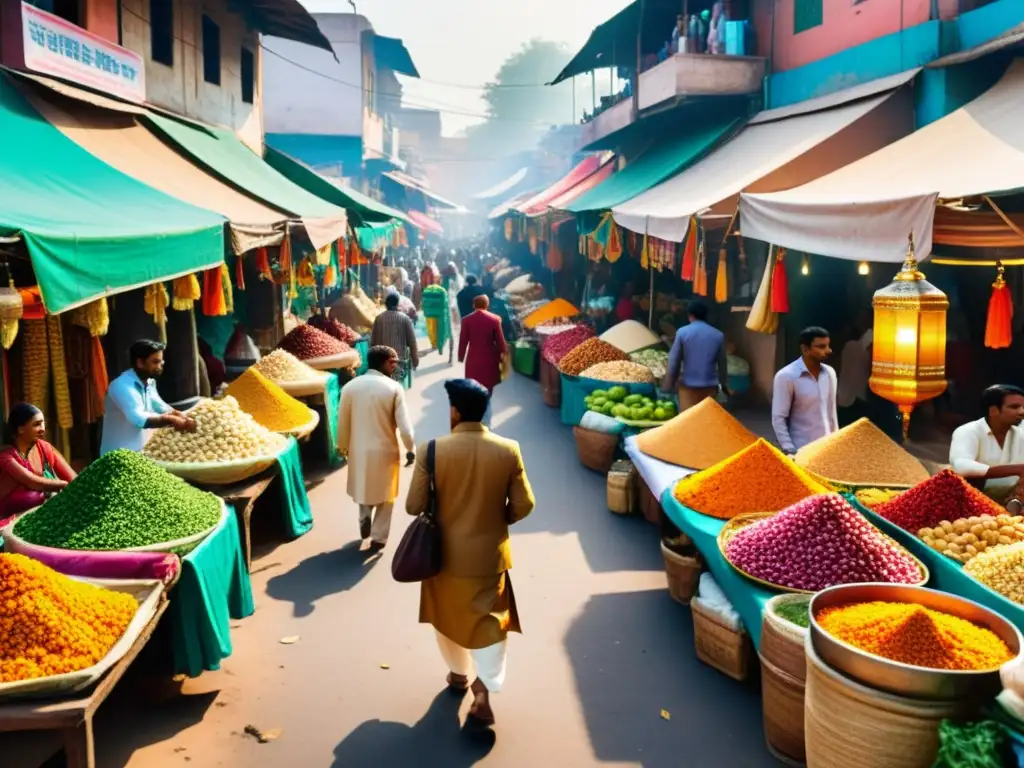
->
[680,216,697,281]
[171,274,201,311]
[201,267,227,316]
[143,282,169,341]
[235,255,246,291]
[297,258,316,287]
[605,225,622,264]
[985,261,1014,349]
[714,247,729,304]
[255,247,272,280]
[693,227,708,296]
[770,248,790,313]
[747,246,778,334]
[640,232,650,270]
[221,263,234,315]
[89,335,108,417]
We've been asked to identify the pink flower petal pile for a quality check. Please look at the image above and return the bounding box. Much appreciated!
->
[541,324,594,365]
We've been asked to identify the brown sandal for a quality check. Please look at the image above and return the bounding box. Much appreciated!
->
[466,679,495,725]
[446,673,469,691]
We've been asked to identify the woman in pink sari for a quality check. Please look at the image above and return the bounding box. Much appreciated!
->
[0,403,76,528]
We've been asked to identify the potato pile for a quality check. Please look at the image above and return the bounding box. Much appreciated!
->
[253,350,326,383]
[144,397,286,463]
[558,338,629,376]
[918,514,1024,564]
[581,361,655,384]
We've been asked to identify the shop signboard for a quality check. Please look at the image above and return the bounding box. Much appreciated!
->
[20,3,145,102]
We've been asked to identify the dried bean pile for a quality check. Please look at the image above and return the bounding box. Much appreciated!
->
[795,417,930,487]
[580,361,655,383]
[278,324,350,360]
[965,541,1024,603]
[919,514,1024,564]
[541,324,594,365]
[724,493,922,590]
[558,338,629,376]
[308,315,361,345]
[875,469,1003,532]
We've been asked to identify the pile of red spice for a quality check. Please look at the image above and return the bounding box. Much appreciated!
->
[278,324,350,360]
[309,315,361,345]
[541,324,594,365]
[874,469,1004,532]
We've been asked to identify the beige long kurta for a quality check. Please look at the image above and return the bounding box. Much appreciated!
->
[337,370,415,506]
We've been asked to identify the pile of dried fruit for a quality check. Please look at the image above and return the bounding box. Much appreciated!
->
[816,600,1013,670]
[278,324,350,360]
[580,361,656,383]
[875,470,1004,532]
[725,494,922,590]
[144,397,286,463]
[918,515,1024,564]
[308,314,361,345]
[965,541,1024,604]
[674,438,828,519]
[253,350,326,383]
[795,418,930,487]
[854,487,904,510]
[637,398,756,469]
[13,449,222,550]
[225,369,312,432]
[629,348,669,380]
[0,554,139,682]
[558,338,629,376]
[541,324,594,365]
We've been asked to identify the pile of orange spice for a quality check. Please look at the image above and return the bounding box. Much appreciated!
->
[0,554,138,683]
[816,600,1013,671]
[673,438,829,520]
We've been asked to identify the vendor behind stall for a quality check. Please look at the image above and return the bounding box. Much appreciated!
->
[99,339,196,456]
[950,384,1024,511]
[0,403,76,527]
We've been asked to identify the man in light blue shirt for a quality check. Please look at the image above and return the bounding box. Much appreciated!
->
[100,339,196,455]
[662,300,728,412]
[772,326,839,455]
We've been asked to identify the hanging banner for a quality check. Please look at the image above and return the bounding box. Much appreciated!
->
[20,3,146,102]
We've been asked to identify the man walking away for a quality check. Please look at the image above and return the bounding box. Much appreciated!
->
[458,295,508,426]
[337,346,415,549]
[772,326,839,455]
[662,300,727,412]
[406,379,535,727]
[371,294,419,383]
[456,275,487,320]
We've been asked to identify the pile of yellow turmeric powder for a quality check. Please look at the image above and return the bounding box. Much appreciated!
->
[816,600,1013,671]
[225,368,311,432]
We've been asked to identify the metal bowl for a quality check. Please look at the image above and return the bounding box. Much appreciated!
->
[809,583,1022,701]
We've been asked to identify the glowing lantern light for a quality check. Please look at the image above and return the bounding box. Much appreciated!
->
[869,234,949,440]
[858,261,870,276]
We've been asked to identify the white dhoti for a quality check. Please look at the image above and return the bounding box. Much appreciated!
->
[435,629,507,692]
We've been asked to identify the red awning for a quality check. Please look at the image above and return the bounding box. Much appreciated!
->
[536,161,616,216]
[515,153,612,215]
[407,210,444,236]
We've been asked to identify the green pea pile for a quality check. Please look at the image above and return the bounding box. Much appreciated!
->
[13,449,222,551]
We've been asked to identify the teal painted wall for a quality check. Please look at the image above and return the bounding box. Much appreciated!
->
[957,0,1024,50]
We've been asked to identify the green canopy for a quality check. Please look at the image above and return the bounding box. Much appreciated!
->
[263,145,406,225]
[0,77,225,314]
[564,117,742,214]
[357,220,400,251]
[144,114,349,247]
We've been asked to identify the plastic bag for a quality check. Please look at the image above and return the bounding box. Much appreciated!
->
[580,411,624,435]
[1004,657,1024,701]
[695,572,742,631]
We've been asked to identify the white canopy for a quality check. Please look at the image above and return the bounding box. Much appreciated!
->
[474,167,528,200]
[612,69,919,243]
[741,59,1024,262]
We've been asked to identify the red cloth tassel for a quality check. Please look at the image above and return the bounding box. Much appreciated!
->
[235,256,246,291]
[201,267,227,316]
[680,217,697,281]
[770,249,790,313]
[985,268,1013,349]
[255,247,271,280]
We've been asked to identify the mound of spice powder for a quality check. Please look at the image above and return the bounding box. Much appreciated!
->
[278,324,350,360]
[875,469,1003,533]
[541,324,594,365]
[673,438,829,520]
[308,314,361,345]
[225,368,311,432]
[725,494,921,590]
[816,600,1013,671]
[795,418,930,487]
[636,397,756,470]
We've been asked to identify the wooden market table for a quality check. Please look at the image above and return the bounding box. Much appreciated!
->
[0,600,169,768]
[196,470,277,571]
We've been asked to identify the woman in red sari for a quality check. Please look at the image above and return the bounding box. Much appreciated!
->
[0,403,76,528]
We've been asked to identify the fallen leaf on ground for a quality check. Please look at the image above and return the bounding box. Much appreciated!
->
[279,636,300,645]
[660,709,671,721]
[244,725,283,744]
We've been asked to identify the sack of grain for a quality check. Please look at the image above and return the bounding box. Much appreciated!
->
[599,320,661,353]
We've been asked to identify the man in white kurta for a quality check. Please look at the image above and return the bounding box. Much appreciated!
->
[337,345,416,547]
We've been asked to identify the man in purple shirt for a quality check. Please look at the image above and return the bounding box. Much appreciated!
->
[772,326,839,455]
[661,301,728,412]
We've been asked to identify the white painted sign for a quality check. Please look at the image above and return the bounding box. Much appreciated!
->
[21,3,145,102]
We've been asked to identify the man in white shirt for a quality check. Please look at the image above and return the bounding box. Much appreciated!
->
[772,327,839,455]
[949,384,1024,511]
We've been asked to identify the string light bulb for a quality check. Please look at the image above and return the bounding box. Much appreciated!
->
[800,255,810,276]
[858,261,870,276]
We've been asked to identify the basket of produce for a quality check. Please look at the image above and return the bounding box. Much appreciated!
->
[253,349,331,396]
[809,583,1022,700]
[278,324,354,366]
[225,367,321,439]
[143,397,287,485]
[303,349,362,372]
[572,426,618,473]
[570,379,660,428]
[0,555,165,700]
[6,450,226,556]
[635,398,757,470]
[674,438,829,520]
[718,494,930,593]
[794,418,930,489]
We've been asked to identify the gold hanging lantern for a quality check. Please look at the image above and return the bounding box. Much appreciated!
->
[869,234,949,440]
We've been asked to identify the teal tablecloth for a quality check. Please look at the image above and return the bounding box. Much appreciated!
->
[277,437,313,538]
[355,337,369,375]
[560,374,656,427]
[169,506,255,677]
[661,491,774,649]
[845,494,1024,635]
[322,372,343,468]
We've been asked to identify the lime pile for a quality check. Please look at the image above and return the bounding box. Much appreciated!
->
[584,387,677,422]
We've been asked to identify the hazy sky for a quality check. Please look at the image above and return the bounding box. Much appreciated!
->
[299,0,632,135]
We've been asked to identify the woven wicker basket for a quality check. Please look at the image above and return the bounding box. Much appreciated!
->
[660,542,702,605]
[691,598,751,681]
[762,594,809,681]
[638,478,665,527]
[572,426,618,473]
[606,460,637,515]
[761,653,806,765]
[540,358,561,408]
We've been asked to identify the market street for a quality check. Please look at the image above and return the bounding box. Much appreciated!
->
[88,348,775,768]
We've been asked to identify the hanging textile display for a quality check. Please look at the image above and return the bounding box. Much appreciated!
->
[21,319,49,408]
[607,219,623,263]
[201,267,227,317]
[770,248,790,313]
[640,232,650,270]
[171,274,201,311]
[254,247,272,281]
[315,243,332,267]
[528,224,538,255]
[680,216,697,281]
[19,288,45,320]
[746,247,779,334]
[220,263,234,315]
[69,297,109,338]
[143,282,170,341]
[715,248,729,304]
[235,255,246,291]
[985,262,1014,349]
[46,315,72,429]
[297,258,316,287]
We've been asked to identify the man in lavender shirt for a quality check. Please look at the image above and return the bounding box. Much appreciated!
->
[661,300,728,412]
[772,327,839,455]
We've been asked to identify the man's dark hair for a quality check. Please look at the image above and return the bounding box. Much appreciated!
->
[130,339,165,366]
[982,384,1024,414]
[688,300,709,322]
[368,345,397,372]
[444,378,489,423]
[799,326,830,348]
[465,275,478,286]
[385,293,400,310]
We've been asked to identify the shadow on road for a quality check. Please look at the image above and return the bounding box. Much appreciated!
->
[266,541,382,618]
[330,690,495,767]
